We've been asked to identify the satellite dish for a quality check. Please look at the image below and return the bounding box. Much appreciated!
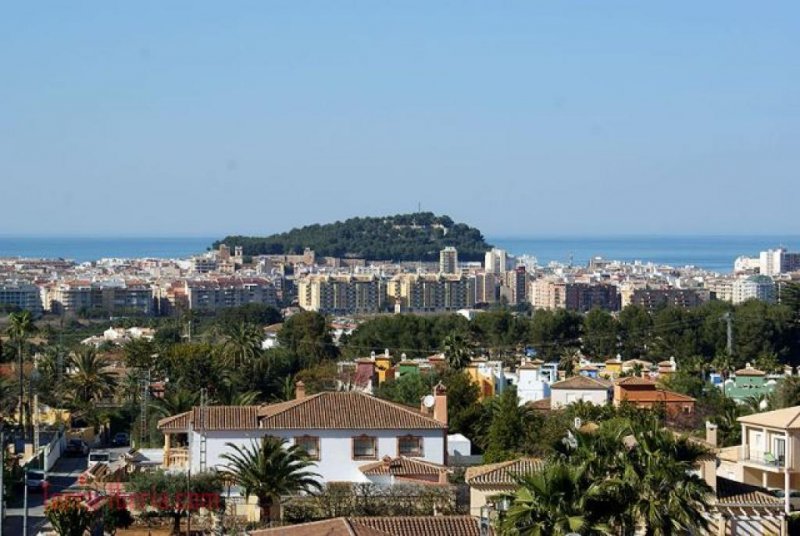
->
[422,395,435,408]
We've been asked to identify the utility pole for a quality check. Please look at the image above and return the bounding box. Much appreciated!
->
[199,388,208,473]
[22,473,28,536]
[723,312,734,357]
[140,370,150,448]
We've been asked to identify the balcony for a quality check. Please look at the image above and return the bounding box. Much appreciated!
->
[165,448,189,469]
[739,445,786,471]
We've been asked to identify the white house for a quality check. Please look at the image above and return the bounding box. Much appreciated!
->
[549,375,612,409]
[157,383,449,485]
[514,362,556,406]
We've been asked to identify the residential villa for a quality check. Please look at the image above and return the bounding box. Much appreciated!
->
[613,376,695,417]
[464,458,545,516]
[157,383,449,486]
[716,405,800,514]
[549,375,612,409]
[722,363,780,404]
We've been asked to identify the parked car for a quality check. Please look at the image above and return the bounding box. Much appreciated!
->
[64,439,89,457]
[88,450,111,469]
[112,433,130,447]
[26,469,48,491]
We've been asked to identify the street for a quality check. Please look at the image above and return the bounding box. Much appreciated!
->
[3,448,129,535]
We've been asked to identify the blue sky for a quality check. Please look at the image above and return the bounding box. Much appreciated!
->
[1,2,798,237]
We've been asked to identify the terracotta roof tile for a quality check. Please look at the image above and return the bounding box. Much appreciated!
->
[360,456,447,477]
[259,392,446,430]
[249,517,484,536]
[465,458,545,486]
[158,392,447,432]
[615,376,657,386]
[551,376,612,390]
[716,477,784,508]
[249,517,388,536]
[351,516,483,536]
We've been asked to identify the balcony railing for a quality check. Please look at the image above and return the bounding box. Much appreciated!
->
[165,448,189,469]
[740,445,785,468]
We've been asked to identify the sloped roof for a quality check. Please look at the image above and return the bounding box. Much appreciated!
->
[616,376,657,386]
[551,375,612,390]
[735,366,767,377]
[360,456,447,477]
[159,392,446,432]
[259,392,446,430]
[716,477,784,508]
[351,516,483,536]
[249,517,389,536]
[617,388,695,404]
[526,398,552,411]
[465,457,545,486]
[157,411,192,432]
[249,517,484,536]
[738,406,800,430]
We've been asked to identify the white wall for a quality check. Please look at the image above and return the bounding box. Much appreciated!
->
[551,389,609,409]
[189,428,446,483]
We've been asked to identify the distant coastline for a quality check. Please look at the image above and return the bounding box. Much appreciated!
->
[1,235,799,272]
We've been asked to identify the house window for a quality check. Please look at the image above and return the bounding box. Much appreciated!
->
[398,435,423,457]
[295,436,320,461]
[353,435,377,460]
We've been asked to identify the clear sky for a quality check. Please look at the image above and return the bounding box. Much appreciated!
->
[1,2,798,237]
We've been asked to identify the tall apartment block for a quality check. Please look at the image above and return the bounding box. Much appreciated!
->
[439,247,459,274]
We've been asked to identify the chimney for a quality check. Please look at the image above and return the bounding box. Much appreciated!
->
[433,382,447,426]
[705,421,718,448]
[295,380,306,400]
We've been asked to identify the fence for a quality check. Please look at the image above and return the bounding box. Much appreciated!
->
[43,427,66,471]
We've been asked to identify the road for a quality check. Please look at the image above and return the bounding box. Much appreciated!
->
[3,447,129,536]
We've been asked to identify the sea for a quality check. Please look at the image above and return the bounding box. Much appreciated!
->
[0,235,798,273]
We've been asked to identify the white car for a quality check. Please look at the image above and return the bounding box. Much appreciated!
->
[88,450,110,469]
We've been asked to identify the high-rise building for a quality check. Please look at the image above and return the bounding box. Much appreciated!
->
[504,266,528,305]
[439,247,459,274]
[297,274,384,314]
[475,273,498,304]
[733,275,776,304]
[759,248,800,276]
[388,273,475,312]
[630,288,705,312]
[0,282,43,314]
[484,248,508,274]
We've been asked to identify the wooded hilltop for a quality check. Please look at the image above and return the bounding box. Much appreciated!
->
[213,212,492,262]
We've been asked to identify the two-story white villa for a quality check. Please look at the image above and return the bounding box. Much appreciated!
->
[549,375,612,409]
[724,406,800,514]
[157,382,449,485]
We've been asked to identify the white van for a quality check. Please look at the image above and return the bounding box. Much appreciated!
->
[87,450,111,469]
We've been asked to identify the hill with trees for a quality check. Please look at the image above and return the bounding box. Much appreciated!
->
[213,212,492,262]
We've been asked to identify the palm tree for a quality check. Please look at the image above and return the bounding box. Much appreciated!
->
[149,387,200,419]
[220,436,322,525]
[501,463,610,535]
[7,311,35,428]
[442,332,472,370]
[222,322,263,367]
[66,348,117,407]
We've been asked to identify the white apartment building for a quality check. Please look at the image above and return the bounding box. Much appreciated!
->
[733,275,776,304]
[484,248,508,275]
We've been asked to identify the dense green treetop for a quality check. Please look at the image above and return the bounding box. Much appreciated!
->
[213,212,492,261]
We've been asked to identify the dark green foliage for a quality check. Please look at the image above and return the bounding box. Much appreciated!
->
[342,314,469,359]
[374,373,438,407]
[483,386,531,462]
[582,308,619,358]
[213,212,492,261]
[528,309,582,361]
[216,303,282,329]
[278,311,338,365]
